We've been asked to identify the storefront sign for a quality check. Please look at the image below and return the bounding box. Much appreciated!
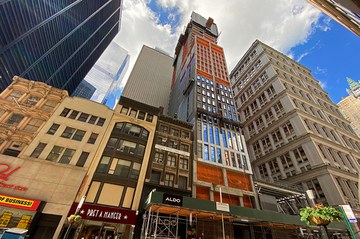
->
[216,202,230,212]
[16,215,32,229]
[0,211,12,227]
[0,163,28,191]
[0,194,41,211]
[340,205,357,223]
[162,193,183,206]
[68,203,137,225]
[155,144,190,156]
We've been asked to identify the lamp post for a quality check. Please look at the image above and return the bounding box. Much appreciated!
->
[305,190,330,239]
[63,195,86,239]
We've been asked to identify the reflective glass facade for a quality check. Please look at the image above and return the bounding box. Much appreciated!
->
[0,0,123,94]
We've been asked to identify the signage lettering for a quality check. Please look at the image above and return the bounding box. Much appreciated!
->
[0,163,20,181]
[162,193,183,206]
[68,203,137,225]
[0,163,28,191]
[0,194,41,211]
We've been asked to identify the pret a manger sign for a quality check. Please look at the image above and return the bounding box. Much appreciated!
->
[0,163,28,191]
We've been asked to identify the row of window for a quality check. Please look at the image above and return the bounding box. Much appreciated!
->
[198,143,249,170]
[232,50,258,81]
[246,101,285,136]
[5,90,58,111]
[318,144,357,172]
[236,72,270,105]
[31,142,89,167]
[96,156,141,179]
[257,146,310,181]
[47,123,98,144]
[120,106,154,122]
[153,149,189,170]
[114,122,149,140]
[60,108,105,126]
[242,85,276,121]
[335,177,359,208]
[293,98,355,135]
[150,170,188,189]
[156,136,190,152]
[105,137,146,157]
[158,124,190,139]
[198,122,245,152]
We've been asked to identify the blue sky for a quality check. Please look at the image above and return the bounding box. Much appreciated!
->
[289,15,360,103]
[115,0,360,105]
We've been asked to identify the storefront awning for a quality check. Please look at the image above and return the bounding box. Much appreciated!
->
[144,191,347,230]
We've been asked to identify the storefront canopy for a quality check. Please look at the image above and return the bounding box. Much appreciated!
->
[144,191,347,230]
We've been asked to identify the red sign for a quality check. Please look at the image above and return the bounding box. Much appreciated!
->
[0,163,28,191]
[0,194,41,211]
[68,203,137,225]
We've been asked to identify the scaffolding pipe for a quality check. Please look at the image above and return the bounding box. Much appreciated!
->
[144,206,152,238]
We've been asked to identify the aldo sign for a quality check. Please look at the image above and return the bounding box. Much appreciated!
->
[162,193,183,206]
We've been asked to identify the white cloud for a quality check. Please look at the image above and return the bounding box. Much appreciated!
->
[114,0,325,84]
[319,80,327,89]
[315,66,327,75]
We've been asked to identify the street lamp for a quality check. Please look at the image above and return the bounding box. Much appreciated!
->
[63,195,86,239]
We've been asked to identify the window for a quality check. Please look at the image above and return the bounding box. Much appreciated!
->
[138,111,145,120]
[78,113,89,122]
[179,157,188,169]
[61,127,75,138]
[130,163,141,179]
[210,146,216,162]
[181,131,190,139]
[42,100,57,111]
[204,144,209,161]
[47,123,60,135]
[203,124,208,142]
[164,174,175,187]
[30,143,47,158]
[76,152,90,167]
[7,90,23,102]
[114,159,131,177]
[87,133,98,144]
[160,125,168,133]
[72,130,85,141]
[154,152,164,163]
[180,144,189,152]
[120,107,129,115]
[25,95,40,106]
[178,176,187,189]
[69,110,79,119]
[106,137,118,150]
[97,156,111,173]
[168,140,178,149]
[150,171,161,184]
[23,118,43,132]
[46,146,64,162]
[60,108,70,117]
[167,155,177,167]
[124,123,142,137]
[88,116,97,124]
[7,113,24,125]
[58,149,75,164]
[146,114,153,122]
[171,128,180,137]
[129,109,137,117]
[97,118,105,126]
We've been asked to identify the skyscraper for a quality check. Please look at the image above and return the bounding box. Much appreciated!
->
[338,78,360,136]
[121,45,174,112]
[168,12,255,208]
[307,0,360,36]
[0,0,123,94]
[230,40,360,213]
[75,41,130,109]
[71,80,96,100]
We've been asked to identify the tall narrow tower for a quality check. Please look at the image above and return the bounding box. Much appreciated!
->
[168,12,256,208]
